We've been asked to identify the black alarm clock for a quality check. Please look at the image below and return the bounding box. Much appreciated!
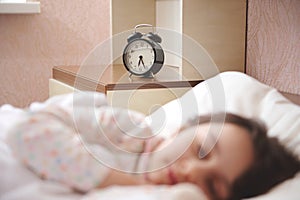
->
[122,24,164,77]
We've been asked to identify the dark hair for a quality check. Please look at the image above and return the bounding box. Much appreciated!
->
[185,112,300,200]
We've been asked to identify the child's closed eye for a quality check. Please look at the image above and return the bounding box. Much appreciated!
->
[197,145,212,160]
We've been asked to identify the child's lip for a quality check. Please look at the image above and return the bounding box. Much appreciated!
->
[168,168,178,184]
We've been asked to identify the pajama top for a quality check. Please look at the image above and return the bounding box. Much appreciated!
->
[6,105,153,192]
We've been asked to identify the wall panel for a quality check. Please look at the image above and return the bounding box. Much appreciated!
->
[247,0,300,95]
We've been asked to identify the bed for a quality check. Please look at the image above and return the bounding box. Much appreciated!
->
[0,71,299,200]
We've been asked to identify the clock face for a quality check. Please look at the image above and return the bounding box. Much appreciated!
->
[123,39,155,75]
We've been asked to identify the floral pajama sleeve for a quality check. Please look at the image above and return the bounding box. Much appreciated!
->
[6,106,152,192]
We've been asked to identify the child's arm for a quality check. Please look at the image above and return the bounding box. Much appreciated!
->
[99,169,145,187]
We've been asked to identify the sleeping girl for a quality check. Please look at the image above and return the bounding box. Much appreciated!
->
[6,105,300,200]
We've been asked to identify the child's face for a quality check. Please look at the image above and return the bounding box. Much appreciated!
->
[144,123,255,200]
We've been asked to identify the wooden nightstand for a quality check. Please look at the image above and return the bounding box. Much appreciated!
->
[50,65,203,114]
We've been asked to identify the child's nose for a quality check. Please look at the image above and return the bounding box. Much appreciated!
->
[177,156,215,181]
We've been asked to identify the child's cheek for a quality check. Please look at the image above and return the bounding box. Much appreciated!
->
[146,133,195,171]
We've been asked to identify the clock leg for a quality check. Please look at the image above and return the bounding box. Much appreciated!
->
[143,71,154,78]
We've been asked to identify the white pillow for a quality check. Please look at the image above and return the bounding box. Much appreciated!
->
[148,71,300,156]
[147,71,300,199]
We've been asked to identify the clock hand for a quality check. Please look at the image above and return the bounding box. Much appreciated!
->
[138,55,145,68]
[141,59,145,68]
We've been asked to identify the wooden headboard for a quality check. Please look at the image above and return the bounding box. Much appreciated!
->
[282,92,300,106]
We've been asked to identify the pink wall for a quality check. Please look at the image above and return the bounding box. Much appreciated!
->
[0,0,110,107]
[247,0,300,95]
